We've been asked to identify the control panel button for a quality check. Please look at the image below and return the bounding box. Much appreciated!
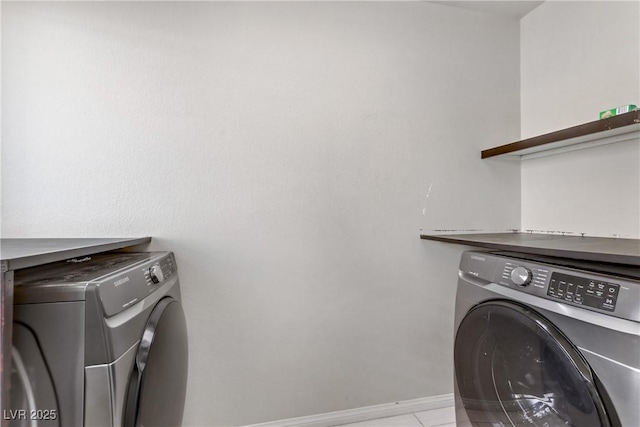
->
[511,266,532,286]
[149,265,164,284]
[547,272,620,312]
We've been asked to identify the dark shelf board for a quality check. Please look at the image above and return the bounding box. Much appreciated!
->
[481,110,640,159]
[420,232,640,266]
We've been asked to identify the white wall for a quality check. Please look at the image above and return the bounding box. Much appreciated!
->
[1,2,520,425]
[520,0,640,238]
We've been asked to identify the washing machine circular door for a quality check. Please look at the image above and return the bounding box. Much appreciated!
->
[454,300,618,427]
[124,297,188,427]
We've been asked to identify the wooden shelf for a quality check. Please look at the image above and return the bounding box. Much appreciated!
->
[420,232,640,266]
[1,237,151,270]
[482,110,640,160]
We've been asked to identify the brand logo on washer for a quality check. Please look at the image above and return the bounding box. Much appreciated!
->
[114,276,130,287]
[470,255,486,261]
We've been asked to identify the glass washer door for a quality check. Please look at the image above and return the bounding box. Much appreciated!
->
[124,297,188,427]
[454,300,615,427]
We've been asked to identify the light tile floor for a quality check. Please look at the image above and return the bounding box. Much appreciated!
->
[334,405,455,427]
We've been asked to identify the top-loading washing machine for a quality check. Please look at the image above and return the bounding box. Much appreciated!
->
[454,250,639,427]
[9,251,188,427]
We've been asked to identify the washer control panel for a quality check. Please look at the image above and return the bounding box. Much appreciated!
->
[501,261,550,290]
[143,256,176,286]
[99,252,178,317]
[547,272,619,311]
[460,251,640,322]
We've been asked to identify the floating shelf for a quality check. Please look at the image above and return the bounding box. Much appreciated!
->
[482,110,640,160]
[0,237,152,270]
[420,232,640,266]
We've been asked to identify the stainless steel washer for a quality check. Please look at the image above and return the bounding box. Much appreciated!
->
[10,252,188,427]
[454,251,639,427]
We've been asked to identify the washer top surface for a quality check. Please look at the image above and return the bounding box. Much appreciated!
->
[13,252,177,317]
[14,253,151,286]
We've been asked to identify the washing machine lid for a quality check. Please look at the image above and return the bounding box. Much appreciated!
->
[454,300,619,427]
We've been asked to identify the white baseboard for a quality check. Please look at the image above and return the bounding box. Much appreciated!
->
[243,393,455,427]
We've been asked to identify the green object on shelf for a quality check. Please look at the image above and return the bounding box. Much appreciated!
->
[599,104,637,119]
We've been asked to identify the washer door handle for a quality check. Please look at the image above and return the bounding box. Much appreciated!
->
[123,297,188,427]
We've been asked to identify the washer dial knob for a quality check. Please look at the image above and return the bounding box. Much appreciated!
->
[511,266,532,286]
[149,265,164,284]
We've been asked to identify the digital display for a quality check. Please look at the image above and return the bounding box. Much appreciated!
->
[547,272,619,311]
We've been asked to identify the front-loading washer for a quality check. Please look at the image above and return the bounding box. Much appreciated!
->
[9,251,188,427]
[454,250,639,427]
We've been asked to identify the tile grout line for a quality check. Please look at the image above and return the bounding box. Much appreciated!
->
[412,413,426,427]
